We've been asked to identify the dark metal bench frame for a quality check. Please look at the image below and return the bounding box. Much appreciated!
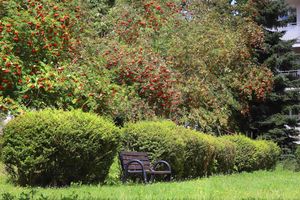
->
[119,151,172,183]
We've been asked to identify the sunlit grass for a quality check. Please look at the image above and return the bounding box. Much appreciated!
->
[0,162,299,200]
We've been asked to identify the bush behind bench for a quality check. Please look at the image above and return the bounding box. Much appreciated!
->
[123,121,280,179]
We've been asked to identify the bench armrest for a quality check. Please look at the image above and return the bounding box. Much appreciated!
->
[152,160,171,172]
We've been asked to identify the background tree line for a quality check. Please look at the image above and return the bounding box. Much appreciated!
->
[0,0,299,153]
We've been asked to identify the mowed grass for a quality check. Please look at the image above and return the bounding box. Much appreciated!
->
[0,162,300,200]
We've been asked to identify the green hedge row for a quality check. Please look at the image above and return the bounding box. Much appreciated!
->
[222,135,281,172]
[122,121,281,179]
[122,121,225,179]
[2,111,280,186]
[2,110,121,186]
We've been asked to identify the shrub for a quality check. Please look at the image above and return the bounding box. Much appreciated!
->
[254,140,281,170]
[122,120,186,178]
[222,135,257,172]
[175,127,216,178]
[223,135,280,172]
[122,121,221,179]
[212,138,236,174]
[104,155,122,185]
[123,122,280,180]
[2,109,121,186]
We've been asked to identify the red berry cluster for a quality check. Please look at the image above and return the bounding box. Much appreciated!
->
[104,46,182,115]
[0,0,82,99]
[240,67,273,102]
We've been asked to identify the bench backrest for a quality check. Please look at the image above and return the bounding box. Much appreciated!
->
[119,151,151,171]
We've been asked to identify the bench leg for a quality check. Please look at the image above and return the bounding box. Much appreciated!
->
[150,174,155,183]
[121,172,128,183]
[167,174,171,181]
[142,171,148,184]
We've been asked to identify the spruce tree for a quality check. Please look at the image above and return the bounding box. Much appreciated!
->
[237,0,300,155]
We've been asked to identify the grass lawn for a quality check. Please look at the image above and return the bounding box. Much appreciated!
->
[0,163,300,200]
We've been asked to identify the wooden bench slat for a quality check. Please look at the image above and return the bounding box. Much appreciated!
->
[120,152,148,156]
[123,161,151,165]
[127,165,151,170]
[122,158,150,162]
[122,155,149,159]
[127,170,171,174]
[150,171,171,174]
[124,162,151,167]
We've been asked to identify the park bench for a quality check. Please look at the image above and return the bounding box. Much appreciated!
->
[119,151,172,183]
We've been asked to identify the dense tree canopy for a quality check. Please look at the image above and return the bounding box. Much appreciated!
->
[0,0,274,134]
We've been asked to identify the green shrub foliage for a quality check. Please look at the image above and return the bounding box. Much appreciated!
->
[222,135,257,172]
[254,140,281,170]
[223,135,280,172]
[123,122,280,179]
[122,121,186,178]
[175,127,216,178]
[123,121,225,179]
[212,138,236,174]
[2,109,121,186]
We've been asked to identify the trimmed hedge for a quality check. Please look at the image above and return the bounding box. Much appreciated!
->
[123,121,280,180]
[175,127,216,178]
[2,109,121,186]
[212,138,236,174]
[122,121,186,178]
[254,140,281,170]
[223,135,280,172]
[222,135,257,172]
[3,116,280,185]
[122,121,236,179]
[122,121,227,179]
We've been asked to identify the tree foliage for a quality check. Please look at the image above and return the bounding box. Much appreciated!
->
[235,0,300,153]
[0,0,276,134]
